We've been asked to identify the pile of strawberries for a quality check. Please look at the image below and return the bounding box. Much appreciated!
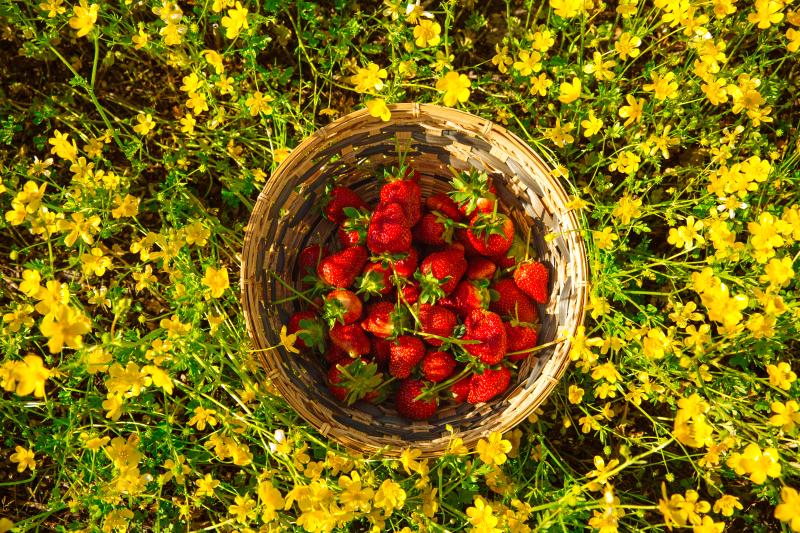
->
[286,167,549,420]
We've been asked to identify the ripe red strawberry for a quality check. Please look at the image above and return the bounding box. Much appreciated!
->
[394,247,418,278]
[371,336,392,367]
[395,379,437,420]
[466,257,497,280]
[338,227,362,247]
[467,367,511,404]
[327,364,349,402]
[288,310,316,350]
[324,289,363,325]
[418,249,467,300]
[439,280,490,319]
[491,253,517,269]
[298,244,327,275]
[361,301,396,338]
[421,351,456,382]
[450,170,496,217]
[418,304,457,346]
[504,322,539,362]
[324,343,348,364]
[324,187,366,224]
[338,207,370,247]
[367,202,412,254]
[329,322,370,356]
[358,262,393,297]
[466,213,515,256]
[412,212,454,245]
[397,281,420,304]
[317,246,368,288]
[463,308,508,364]
[451,376,471,403]
[513,261,549,304]
[380,179,422,225]
[426,192,462,221]
[389,335,426,379]
[459,196,495,217]
[489,278,537,324]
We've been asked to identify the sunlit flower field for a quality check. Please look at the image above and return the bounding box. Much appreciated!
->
[1,0,799,531]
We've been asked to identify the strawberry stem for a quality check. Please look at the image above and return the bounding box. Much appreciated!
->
[270,271,319,307]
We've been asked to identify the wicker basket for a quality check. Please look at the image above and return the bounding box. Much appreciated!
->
[241,103,587,457]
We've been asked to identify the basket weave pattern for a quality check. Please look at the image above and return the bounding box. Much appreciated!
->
[241,103,588,456]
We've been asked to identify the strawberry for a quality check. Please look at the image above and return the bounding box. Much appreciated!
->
[463,308,507,364]
[323,289,363,325]
[489,278,537,324]
[412,212,454,245]
[421,351,457,382]
[491,253,517,269]
[371,336,392,367]
[418,304,457,346]
[358,262,393,297]
[467,367,511,404]
[394,248,419,278]
[395,378,437,420]
[329,322,371,356]
[328,359,385,405]
[288,310,317,350]
[337,207,371,247]
[513,261,549,304]
[397,281,420,304]
[317,245,368,288]
[504,322,539,362]
[439,280,490,319]
[327,364,349,402]
[367,202,412,254]
[324,343,348,364]
[380,179,422,225]
[389,335,426,378]
[418,249,467,302]
[466,257,497,280]
[451,376,471,403]
[298,244,327,275]
[324,187,366,224]
[361,301,397,338]
[426,192,462,221]
[449,169,496,217]
[466,213,515,256]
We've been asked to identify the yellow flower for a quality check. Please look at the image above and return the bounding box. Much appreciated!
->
[7,355,52,398]
[529,72,553,97]
[582,51,616,81]
[133,113,156,135]
[39,0,66,17]
[245,91,274,116]
[712,494,742,517]
[279,325,300,354]
[769,400,800,432]
[68,0,99,38]
[202,266,230,298]
[513,50,542,76]
[748,0,783,28]
[436,71,471,107]
[760,256,794,287]
[667,216,705,250]
[615,32,641,60]
[221,1,249,39]
[48,130,77,162]
[258,480,285,521]
[350,63,388,94]
[545,119,574,147]
[550,0,584,19]
[727,442,781,484]
[196,473,220,497]
[367,98,391,121]
[188,406,218,430]
[203,49,225,74]
[399,447,422,474]
[9,446,36,473]
[476,431,512,466]
[180,113,197,134]
[767,362,796,389]
[491,44,513,73]
[413,19,441,47]
[111,194,140,219]
[558,77,581,104]
[643,71,679,101]
[373,479,406,516]
[593,227,618,250]
[788,28,800,53]
[228,493,257,523]
[466,496,500,533]
[80,247,112,277]
[618,94,644,126]
[568,384,584,404]
[40,305,92,353]
[775,486,800,532]
[19,268,43,297]
[581,111,603,137]
[144,365,173,395]
[132,26,149,49]
[693,516,725,533]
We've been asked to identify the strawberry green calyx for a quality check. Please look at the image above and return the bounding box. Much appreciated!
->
[322,297,347,327]
[334,359,385,406]
[448,168,494,214]
[297,318,326,353]
[415,270,448,305]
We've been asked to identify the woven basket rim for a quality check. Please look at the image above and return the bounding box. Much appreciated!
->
[241,103,588,457]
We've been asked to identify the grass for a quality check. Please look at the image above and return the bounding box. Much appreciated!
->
[1,0,799,531]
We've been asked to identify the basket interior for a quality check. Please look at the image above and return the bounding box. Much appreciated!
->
[246,112,584,454]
